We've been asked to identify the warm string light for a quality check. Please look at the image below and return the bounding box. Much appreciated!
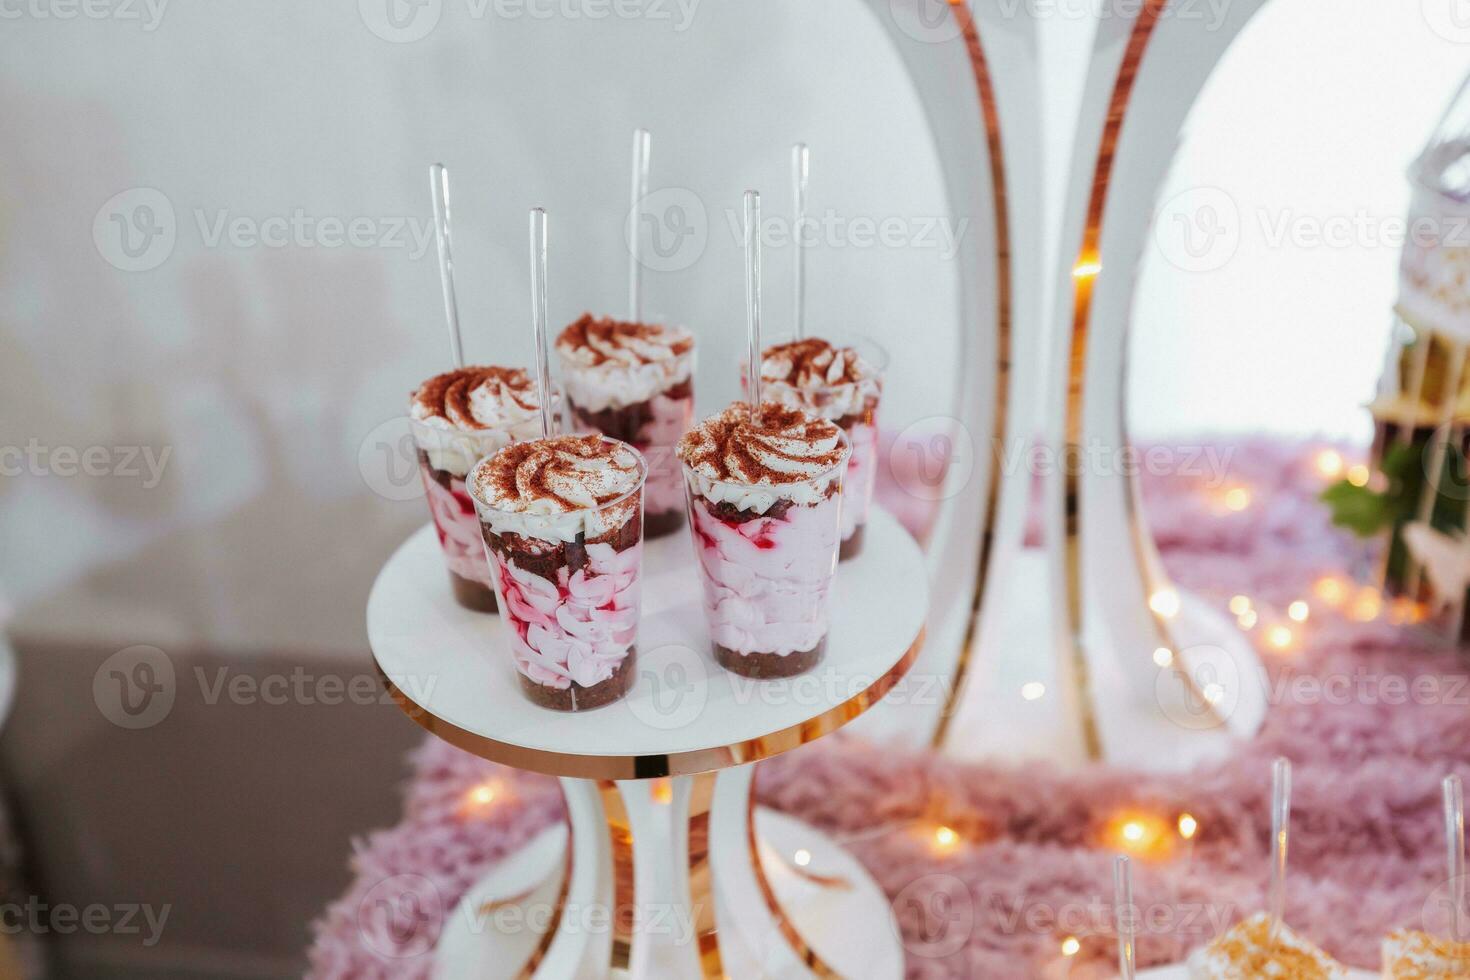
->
[792,848,812,867]
[1314,449,1345,479]
[1287,600,1310,622]
[1105,811,1172,859]
[1153,647,1174,667]
[1348,586,1383,623]
[933,826,960,852]
[1021,681,1047,701]
[1061,936,1081,957]
[1346,464,1371,487]
[460,780,503,817]
[1222,486,1252,512]
[1313,575,1349,608]
[1149,589,1181,619]
[1229,595,1252,616]
[1264,624,1295,653]
[1237,608,1258,630]
[1177,813,1199,840]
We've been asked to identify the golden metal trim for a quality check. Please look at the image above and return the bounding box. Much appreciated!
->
[598,782,636,971]
[1063,0,1229,756]
[377,632,923,781]
[931,0,1013,750]
[746,786,839,977]
[684,772,725,978]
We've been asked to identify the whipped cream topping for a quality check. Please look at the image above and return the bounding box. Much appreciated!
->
[410,366,544,431]
[472,436,645,543]
[677,403,848,513]
[556,314,695,412]
[760,338,883,422]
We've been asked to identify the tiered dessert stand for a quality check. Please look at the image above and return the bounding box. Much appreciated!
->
[368,508,927,979]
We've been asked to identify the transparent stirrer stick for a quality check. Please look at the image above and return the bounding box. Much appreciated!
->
[528,208,553,440]
[429,163,464,368]
[1267,757,1291,949]
[791,142,809,339]
[627,128,651,323]
[1114,854,1137,980]
[744,190,763,420]
[1446,774,1466,942]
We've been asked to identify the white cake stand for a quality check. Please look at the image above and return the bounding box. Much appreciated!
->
[368,508,927,979]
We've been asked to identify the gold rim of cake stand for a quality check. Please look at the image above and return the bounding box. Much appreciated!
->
[376,630,924,781]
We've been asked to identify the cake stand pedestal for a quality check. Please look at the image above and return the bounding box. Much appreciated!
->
[368,509,927,979]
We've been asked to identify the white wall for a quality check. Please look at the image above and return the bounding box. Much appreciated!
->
[0,0,961,655]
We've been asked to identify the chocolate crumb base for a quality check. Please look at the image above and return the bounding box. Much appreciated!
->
[714,638,826,678]
[482,518,643,587]
[832,398,880,432]
[838,524,865,562]
[644,508,685,539]
[518,647,637,711]
[702,497,794,525]
[569,381,692,444]
[449,571,499,613]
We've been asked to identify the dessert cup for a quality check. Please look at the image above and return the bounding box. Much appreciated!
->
[757,334,887,561]
[677,404,850,679]
[1382,929,1470,977]
[1187,913,1348,978]
[409,367,550,613]
[556,315,695,539]
[469,435,647,711]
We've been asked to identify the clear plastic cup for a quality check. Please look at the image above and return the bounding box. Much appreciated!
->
[756,334,887,561]
[681,432,849,678]
[468,437,647,711]
[557,331,695,540]
[410,416,543,613]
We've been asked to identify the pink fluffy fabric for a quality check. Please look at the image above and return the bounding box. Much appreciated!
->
[309,439,1470,978]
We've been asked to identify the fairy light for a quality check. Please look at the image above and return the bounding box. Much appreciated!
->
[1021,681,1047,701]
[933,825,960,854]
[1237,609,1258,630]
[1314,575,1349,608]
[1153,647,1174,667]
[1314,449,1344,479]
[1348,586,1383,623]
[1265,625,1294,652]
[1287,600,1309,623]
[1223,487,1251,512]
[1229,595,1252,616]
[1178,813,1199,840]
[460,780,502,817]
[1106,812,1171,858]
[1346,464,1371,487]
[1061,936,1081,957]
[792,848,812,867]
[1149,589,1181,619]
